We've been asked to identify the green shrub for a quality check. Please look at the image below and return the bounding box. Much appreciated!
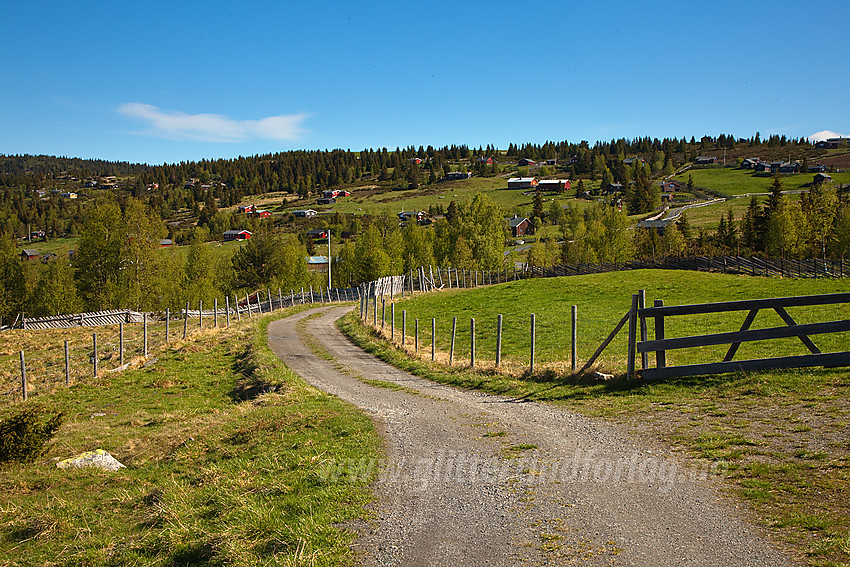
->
[0,407,63,463]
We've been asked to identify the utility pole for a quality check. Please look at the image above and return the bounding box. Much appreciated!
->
[327,232,332,292]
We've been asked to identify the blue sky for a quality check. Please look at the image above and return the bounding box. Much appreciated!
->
[2,0,847,165]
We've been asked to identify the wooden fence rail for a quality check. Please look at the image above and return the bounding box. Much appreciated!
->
[630,292,850,380]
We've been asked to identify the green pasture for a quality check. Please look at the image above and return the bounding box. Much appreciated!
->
[383,269,850,374]
[673,167,850,197]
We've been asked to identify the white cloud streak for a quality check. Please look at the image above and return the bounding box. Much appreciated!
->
[808,130,846,142]
[117,103,308,143]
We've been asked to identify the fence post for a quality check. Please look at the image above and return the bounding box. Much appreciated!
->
[310,285,314,304]
[225,297,231,327]
[571,305,578,372]
[143,312,148,357]
[653,299,666,368]
[291,289,295,307]
[246,294,252,319]
[638,289,647,370]
[234,295,241,321]
[119,321,125,367]
[183,302,189,339]
[450,316,457,365]
[301,286,305,304]
[391,303,396,341]
[267,289,272,311]
[381,299,386,330]
[373,294,378,326]
[530,313,536,375]
[431,317,436,362]
[92,333,98,378]
[279,288,283,310]
[199,300,203,329]
[402,310,407,346]
[214,298,218,327]
[20,350,27,401]
[470,318,476,368]
[627,293,639,380]
[165,308,170,343]
[496,314,503,368]
[64,340,70,386]
[415,319,419,353]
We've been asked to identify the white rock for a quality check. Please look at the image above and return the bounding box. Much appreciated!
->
[56,449,125,472]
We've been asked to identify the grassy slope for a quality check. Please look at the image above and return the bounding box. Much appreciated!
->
[0,309,381,567]
[383,269,850,372]
[341,270,850,565]
[673,167,850,197]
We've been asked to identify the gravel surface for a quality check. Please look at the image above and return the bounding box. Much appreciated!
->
[267,306,799,566]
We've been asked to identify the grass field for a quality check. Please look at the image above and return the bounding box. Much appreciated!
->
[0,308,381,566]
[673,167,850,198]
[341,270,850,565]
[376,269,850,374]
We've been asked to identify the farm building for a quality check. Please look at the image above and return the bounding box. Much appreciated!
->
[814,173,833,184]
[159,239,174,247]
[778,162,802,174]
[307,228,329,240]
[694,156,718,165]
[60,192,77,199]
[518,158,537,167]
[741,158,760,169]
[603,182,624,195]
[508,217,534,237]
[660,180,683,193]
[623,157,645,166]
[293,209,317,218]
[238,205,255,214]
[317,197,335,205]
[537,179,571,192]
[475,156,495,165]
[445,171,472,180]
[507,177,539,190]
[398,211,428,223]
[223,229,252,241]
[253,209,272,218]
[808,164,829,173]
[307,256,329,272]
[20,249,40,261]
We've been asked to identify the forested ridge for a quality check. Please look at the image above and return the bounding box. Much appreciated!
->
[1,133,848,325]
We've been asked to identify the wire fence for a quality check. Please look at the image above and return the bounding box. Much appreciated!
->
[1,286,360,404]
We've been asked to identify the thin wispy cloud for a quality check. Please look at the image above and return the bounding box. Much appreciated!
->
[808,130,846,142]
[117,103,308,143]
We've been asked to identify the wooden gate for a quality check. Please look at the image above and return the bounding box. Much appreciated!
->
[627,291,850,380]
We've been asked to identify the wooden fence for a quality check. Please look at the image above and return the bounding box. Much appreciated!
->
[529,256,850,280]
[11,286,360,330]
[627,291,850,380]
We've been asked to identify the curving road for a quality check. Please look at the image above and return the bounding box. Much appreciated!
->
[268,306,798,566]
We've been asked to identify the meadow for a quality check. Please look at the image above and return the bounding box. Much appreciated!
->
[672,166,850,197]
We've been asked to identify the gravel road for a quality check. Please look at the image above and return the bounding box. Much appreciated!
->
[267,306,798,566]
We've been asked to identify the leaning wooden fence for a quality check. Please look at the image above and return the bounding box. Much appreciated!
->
[626,291,850,380]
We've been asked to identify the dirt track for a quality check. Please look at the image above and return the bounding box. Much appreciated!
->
[267,306,798,566]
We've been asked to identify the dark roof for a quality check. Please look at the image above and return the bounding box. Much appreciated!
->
[508,217,529,228]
